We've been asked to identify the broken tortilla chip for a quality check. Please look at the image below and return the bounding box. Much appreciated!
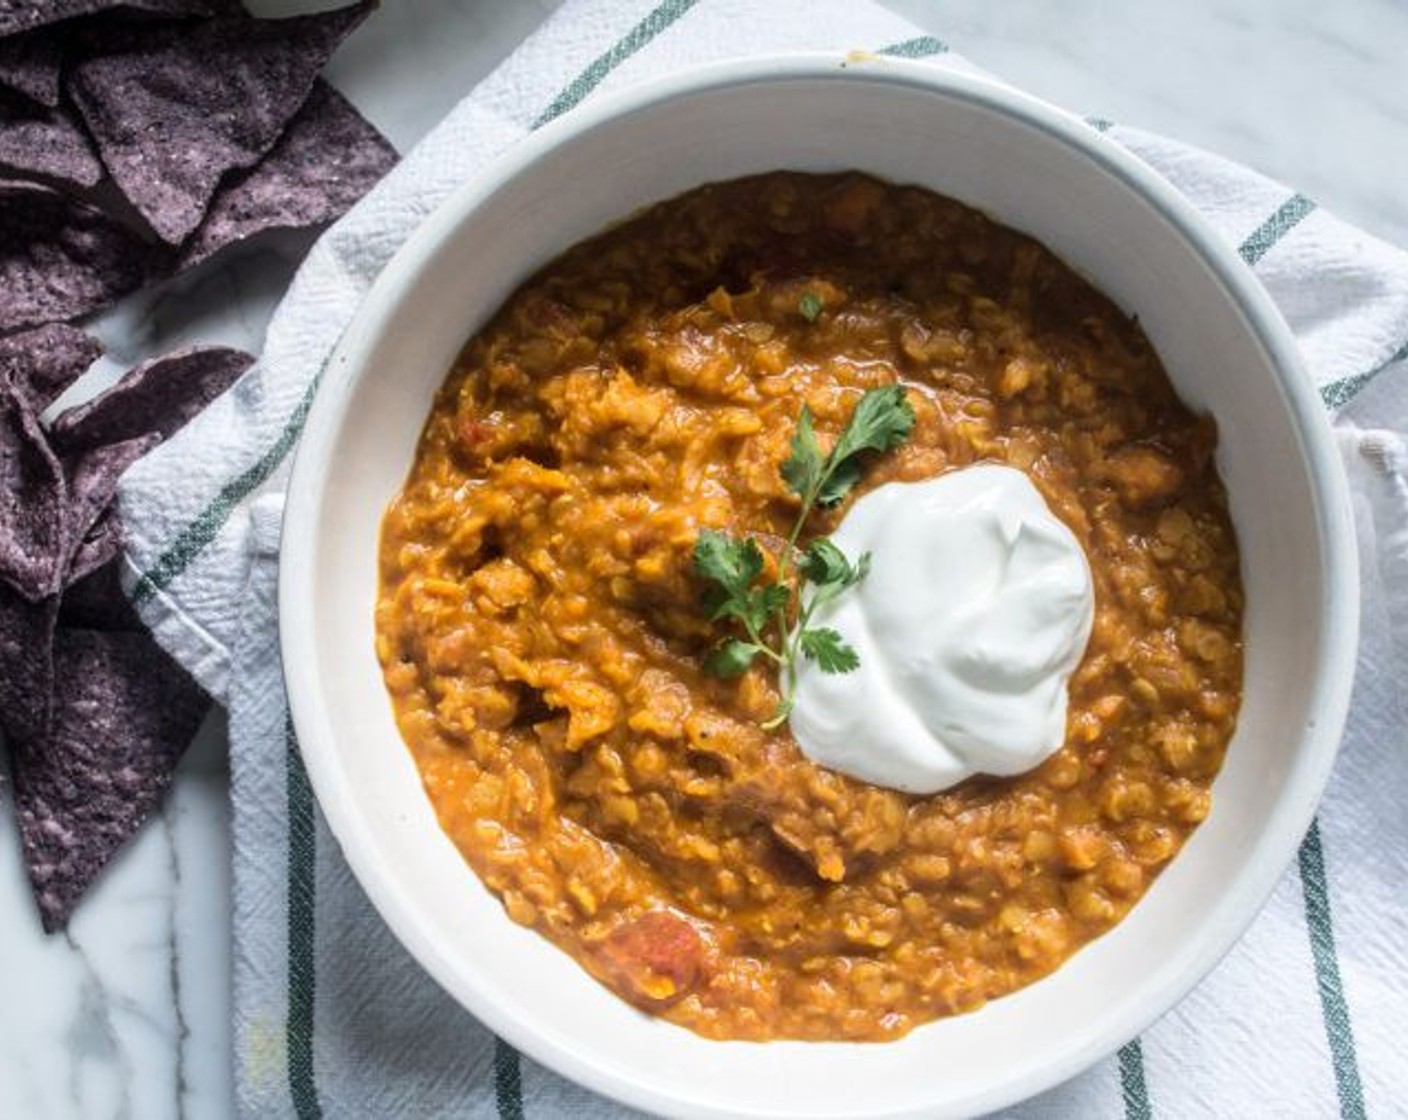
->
[0,179,158,331]
[51,345,254,453]
[0,31,62,107]
[12,625,208,932]
[0,336,250,759]
[65,505,123,587]
[0,365,68,601]
[59,553,139,631]
[180,79,397,269]
[68,2,375,244]
[0,0,231,40]
[0,323,102,413]
[0,89,104,189]
[64,433,158,551]
[0,587,58,745]
[0,0,389,934]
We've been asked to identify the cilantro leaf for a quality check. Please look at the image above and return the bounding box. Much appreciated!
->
[693,530,763,597]
[704,639,763,678]
[693,384,909,726]
[711,582,786,632]
[800,537,857,587]
[749,583,791,628]
[694,529,791,642]
[830,384,916,466]
[798,291,824,322]
[700,583,734,621]
[815,457,863,506]
[780,405,823,499]
[801,540,870,613]
[798,627,861,674]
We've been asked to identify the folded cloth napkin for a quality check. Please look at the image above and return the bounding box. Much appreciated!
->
[115,0,1408,1115]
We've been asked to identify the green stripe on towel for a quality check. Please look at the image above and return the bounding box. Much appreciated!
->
[878,36,949,59]
[1322,340,1408,410]
[130,373,323,606]
[532,0,701,129]
[495,1037,526,1120]
[1235,188,1369,1120]
[1298,820,1367,1120]
[1118,1039,1153,1120]
[1322,370,1379,411]
[285,713,322,1119]
[1239,192,1317,266]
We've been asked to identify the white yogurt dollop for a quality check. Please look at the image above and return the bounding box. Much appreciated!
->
[789,464,1094,794]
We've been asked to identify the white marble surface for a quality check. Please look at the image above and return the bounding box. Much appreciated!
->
[0,1,1403,1117]
[888,0,1408,248]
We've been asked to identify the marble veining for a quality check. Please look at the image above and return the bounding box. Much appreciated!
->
[1,0,1403,1116]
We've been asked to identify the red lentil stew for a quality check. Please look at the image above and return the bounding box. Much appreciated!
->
[375,172,1243,1041]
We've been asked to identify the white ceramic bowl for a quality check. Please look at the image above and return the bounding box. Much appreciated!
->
[280,55,1358,1119]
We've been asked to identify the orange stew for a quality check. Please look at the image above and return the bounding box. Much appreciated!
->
[376,173,1243,1041]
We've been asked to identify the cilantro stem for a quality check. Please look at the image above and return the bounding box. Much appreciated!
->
[693,385,915,727]
[744,628,785,663]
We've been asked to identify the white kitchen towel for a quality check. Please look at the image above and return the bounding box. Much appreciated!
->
[114,0,1408,1116]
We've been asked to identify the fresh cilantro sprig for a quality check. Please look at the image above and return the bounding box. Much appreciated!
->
[692,384,916,727]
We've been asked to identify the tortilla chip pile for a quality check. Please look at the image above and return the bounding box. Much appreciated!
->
[1,0,398,330]
[0,1,398,930]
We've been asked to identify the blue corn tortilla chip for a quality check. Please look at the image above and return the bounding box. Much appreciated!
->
[65,504,122,586]
[64,433,158,549]
[11,624,208,932]
[179,79,397,270]
[59,552,139,631]
[0,90,104,189]
[0,0,231,39]
[0,586,58,745]
[0,179,159,331]
[51,345,253,453]
[45,345,253,589]
[0,323,101,413]
[0,334,253,932]
[0,362,67,601]
[0,334,247,810]
[68,2,375,244]
[0,31,61,107]
[0,324,117,591]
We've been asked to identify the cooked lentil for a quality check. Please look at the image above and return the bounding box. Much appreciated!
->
[376,172,1244,1041]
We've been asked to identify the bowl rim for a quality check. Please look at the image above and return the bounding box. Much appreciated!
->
[278,51,1360,1119]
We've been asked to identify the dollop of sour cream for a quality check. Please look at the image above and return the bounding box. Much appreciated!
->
[789,464,1094,794]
